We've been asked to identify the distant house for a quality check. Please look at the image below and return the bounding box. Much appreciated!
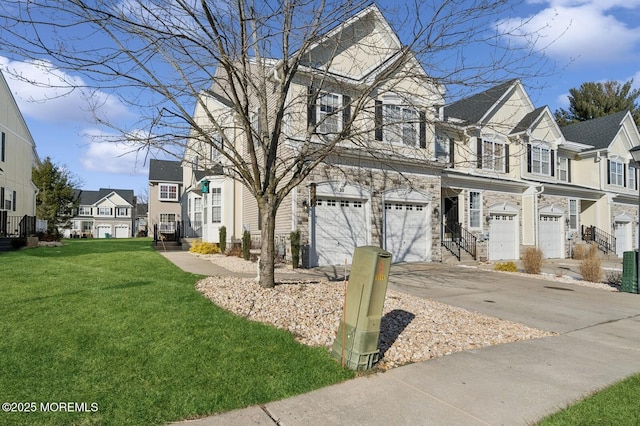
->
[65,188,136,238]
[135,203,148,236]
[0,69,40,236]
[148,159,183,239]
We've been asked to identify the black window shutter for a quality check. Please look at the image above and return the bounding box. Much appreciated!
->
[374,100,383,141]
[607,160,611,184]
[419,111,426,149]
[12,191,16,211]
[550,150,555,176]
[449,138,455,166]
[476,138,483,169]
[342,95,351,135]
[567,159,572,182]
[0,187,4,209]
[307,86,316,128]
[624,164,627,187]
[504,144,510,173]
[527,144,532,173]
[1,132,4,162]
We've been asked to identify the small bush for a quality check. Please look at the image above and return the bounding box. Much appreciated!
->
[522,247,544,274]
[494,261,518,273]
[219,226,227,253]
[580,245,602,283]
[605,271,622,287]
[189,241,221,255]
[290,230,300,269]
[242,230,251,261]
[227,244,242,258]
[572,244,588,260]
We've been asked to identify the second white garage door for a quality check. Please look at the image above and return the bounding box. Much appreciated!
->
[539,215,562,258]
[384,202,428,263]
[489,214,518,260]
[314,197,368,266]
[114,225,130,238]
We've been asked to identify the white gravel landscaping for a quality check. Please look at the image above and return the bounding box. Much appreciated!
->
[194,254,563,370]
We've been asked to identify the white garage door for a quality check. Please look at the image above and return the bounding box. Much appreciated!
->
[615,222,631,258]
[489,214,517,261]
[384,202,428,263]
[96,225,111,239]
[314,197,368,266]
[114,225,130,238]
[539,215,562,258]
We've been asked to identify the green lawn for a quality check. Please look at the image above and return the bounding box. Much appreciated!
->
[538,374,640,425]
[0,239,353,425]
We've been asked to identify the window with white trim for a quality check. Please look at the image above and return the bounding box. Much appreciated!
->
[435,134,450,162]
[558,157,569,182]
[531,145,551,175]
[98,207,113,216]
[116,207,128,217]
[159,184,178,201]
[384,104,418,146]
[629,166,637,190]
[482,140,505,172]
[78,206,91,216]
[469,191,481,228]
[568,199,578,230]
[317,92,341,134]
[609,160,624,186]
[159,213,176,232]
[211,187,221,224]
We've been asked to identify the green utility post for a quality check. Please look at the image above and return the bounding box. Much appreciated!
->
[332,246,392,370]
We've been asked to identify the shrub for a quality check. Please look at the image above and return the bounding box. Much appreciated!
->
[219,226,227,253]
[242,230,251,261]
[572,244,588,260]
[580,245,602,283]
[605,271,622,287]
[227,244,242,258]
[494,261,518,273]
[290,230,300,269]
[189,241,221,255]
[522,247,544,274]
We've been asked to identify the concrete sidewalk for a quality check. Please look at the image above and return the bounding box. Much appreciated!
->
[163,252,640,426]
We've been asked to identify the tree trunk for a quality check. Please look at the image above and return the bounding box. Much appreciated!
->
[258,200,277,288]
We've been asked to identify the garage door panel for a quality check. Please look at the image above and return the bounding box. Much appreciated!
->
[314,198,367,266]
[385,203,428,263]
[489,214,517,261]
[539,215,562,258]
[615,222,630,258]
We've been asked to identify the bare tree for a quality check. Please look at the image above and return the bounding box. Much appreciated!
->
[0,0,551,287]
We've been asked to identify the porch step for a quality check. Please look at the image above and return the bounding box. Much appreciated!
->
[153,241,183,251]
[0,238,15,253]
[442,248,476,265]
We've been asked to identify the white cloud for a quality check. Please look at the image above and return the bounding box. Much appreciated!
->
[498,2,640,65]
[79,129,149,176]
[0,56,131,123]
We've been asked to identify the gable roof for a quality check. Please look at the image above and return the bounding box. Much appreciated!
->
[77,188,135,206]
[510,106,547,135]
[444,79,519,124]
[149,159,182,182]
[560,110,628,149]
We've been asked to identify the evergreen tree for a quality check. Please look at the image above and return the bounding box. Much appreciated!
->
[32,157,81,233]
[555,80,640,126]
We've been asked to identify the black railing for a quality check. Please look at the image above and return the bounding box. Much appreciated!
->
[154,221,182,245]
[0,214,37,238]
[582,225,616,254]
[442,222,477,260]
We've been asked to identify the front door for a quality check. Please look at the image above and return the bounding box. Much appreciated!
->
[444,197,460,239]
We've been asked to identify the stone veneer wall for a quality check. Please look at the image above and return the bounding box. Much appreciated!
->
[296,163,442,266]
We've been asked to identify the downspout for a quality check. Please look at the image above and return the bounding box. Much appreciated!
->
[533,184,544,249]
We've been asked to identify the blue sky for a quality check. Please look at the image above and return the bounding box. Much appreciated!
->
[1,0,639,197]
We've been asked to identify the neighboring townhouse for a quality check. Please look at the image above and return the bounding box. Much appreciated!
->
[184,4,446,266]
[441,80,640,261]
[148,159,183,239]
[559,111,640,257]
[65,188,136,238]
[135,202,148,236]
[0,69,40,236]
